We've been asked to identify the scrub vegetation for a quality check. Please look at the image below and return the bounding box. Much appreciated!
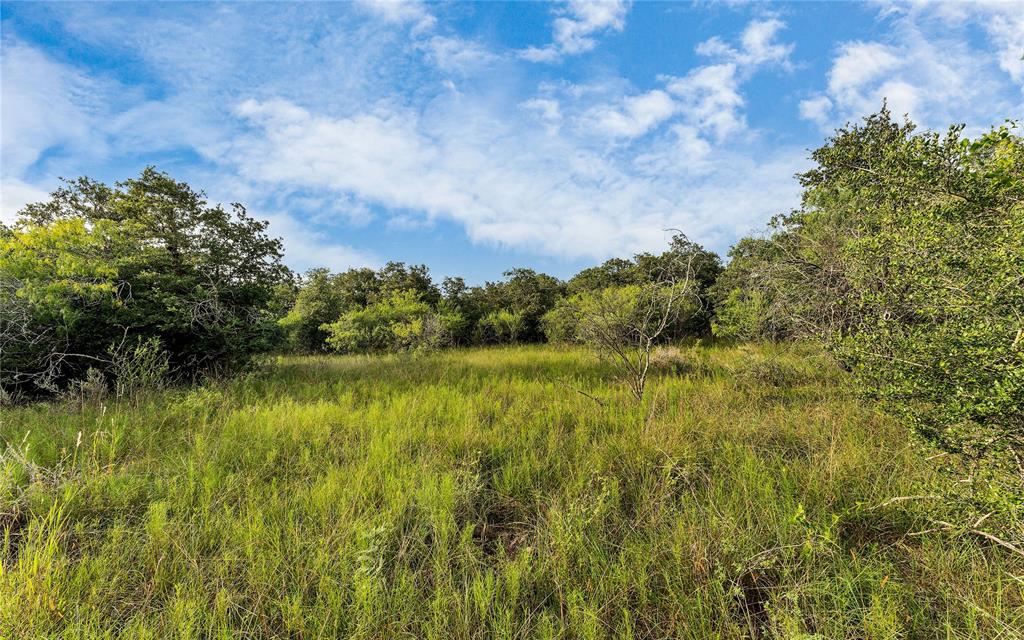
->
[2,109,1022,637]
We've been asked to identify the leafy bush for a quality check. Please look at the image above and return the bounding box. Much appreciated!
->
[717,108,1024,534]
[568,235,723,337]
[818,121,1024,526]
[540,298,580,344]
[712,289,776,341]
[565,282,702,399]
[278,268,351,352]
[475,309,526,345]
[280,263,443,352]
[321,290,461,353]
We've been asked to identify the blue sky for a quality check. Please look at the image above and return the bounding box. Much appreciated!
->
[2,1,1022,283]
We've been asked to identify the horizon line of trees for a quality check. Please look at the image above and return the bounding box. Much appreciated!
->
[0,167,726,401]
[275,232,723,356]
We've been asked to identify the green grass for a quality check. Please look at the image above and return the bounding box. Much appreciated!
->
[2,344,1022,638]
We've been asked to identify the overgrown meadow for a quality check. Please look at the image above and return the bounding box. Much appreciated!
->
[4,344,1022,638]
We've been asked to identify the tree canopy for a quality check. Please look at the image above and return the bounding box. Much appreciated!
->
[1,168,289,396]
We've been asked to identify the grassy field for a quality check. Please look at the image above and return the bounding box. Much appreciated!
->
[2,344,1022,638]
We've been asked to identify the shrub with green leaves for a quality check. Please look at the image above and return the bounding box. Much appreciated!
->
[816,121,1024,525]
[711,288,774,342]
[475,309,527,345]
[540,297,581,344]
[321,290,461,353]
[0,168,289,396]
[277,268,353,353]
[716,108,1024,532]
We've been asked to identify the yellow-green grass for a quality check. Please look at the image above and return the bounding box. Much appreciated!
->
[2,344,1022,638]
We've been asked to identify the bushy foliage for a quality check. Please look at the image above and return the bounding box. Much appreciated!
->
[0,168,289,396]
[711,288,774,341]
[815,119,1024,523]
[709,237,792,341]
[278,268,348,352]
[540,297,581,344]
[377,261,441,306]
[321,290,461,353]
[716,108,1024,531]
[279,237,720,354]
[475,309,526,345]
[571,284,698,348]
[455,269,564,343]
[279,263,444,351]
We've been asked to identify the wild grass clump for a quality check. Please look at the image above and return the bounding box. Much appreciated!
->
[1,343,1021,638]
[648,345,715,378]
[60,367,109,410]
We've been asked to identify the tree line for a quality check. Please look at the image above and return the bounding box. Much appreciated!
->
[0,168,726,400]
[275,234,722,356]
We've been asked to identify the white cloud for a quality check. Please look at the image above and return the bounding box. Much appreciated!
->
[419,36,500,74]
[798,95,833,127]
[5,1,1020,273]
[0,37,387,269]
[739,18,794,66]
[0,41,116,222]
[984,10,1024,84]
[354,0,436,32]
[229,95,805,260]
[520,0,630,62]
[521,98,562,123]
[585,89,677,138]
[0,178,50,224]
[665,63,745,141]
[669,19,792,140]
[633,124,713,175]
[261,211,379,271]
[577,18,792,144]
[0,42,106,177]
[802,5,1022,132]
[519,45,562,64]
[218,17,801,260]
[827,41,902,109]
[697,18,793,68]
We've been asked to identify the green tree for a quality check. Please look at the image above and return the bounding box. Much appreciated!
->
[377,262,440,306]
[566,236,722,338]
[278,268,349,352]
[571,281,700,401]
[709,236,791,341]
[808,117,1023,519]
[475,309,527,345]
[1,168,289,395]
[566,258,634,295]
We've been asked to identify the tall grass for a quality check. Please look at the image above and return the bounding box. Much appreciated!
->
[2,344,1022,638]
